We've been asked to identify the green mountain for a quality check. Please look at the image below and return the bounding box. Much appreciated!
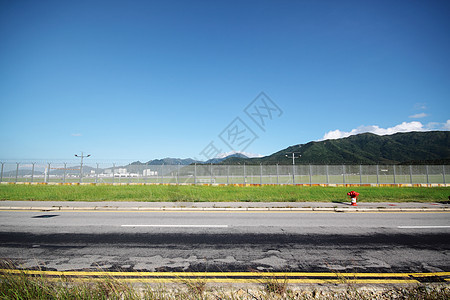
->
[221,131,450,165]
[130,158,201,166]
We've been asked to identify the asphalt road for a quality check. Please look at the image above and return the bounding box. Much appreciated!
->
[0,210,449,273]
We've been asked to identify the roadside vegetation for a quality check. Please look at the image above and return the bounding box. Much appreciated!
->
[0,184,448,202]
[1,269,449,299]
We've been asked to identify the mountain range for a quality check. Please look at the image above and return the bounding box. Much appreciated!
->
[130,153,250,166]
[221,131,450,165]
[129,131,449,166]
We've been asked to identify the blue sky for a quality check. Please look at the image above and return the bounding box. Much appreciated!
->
[1,0,449,162]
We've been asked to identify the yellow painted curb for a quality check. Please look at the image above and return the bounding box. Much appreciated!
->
[1,269,448,284]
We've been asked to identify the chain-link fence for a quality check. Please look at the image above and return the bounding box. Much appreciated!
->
[0,162,448,185]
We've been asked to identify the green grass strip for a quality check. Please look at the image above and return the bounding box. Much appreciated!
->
[0,185,448,202]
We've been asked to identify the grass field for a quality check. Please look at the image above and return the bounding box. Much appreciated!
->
[0,184,448,202]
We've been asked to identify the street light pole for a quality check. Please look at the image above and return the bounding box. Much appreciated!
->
[75,152,91,183]
[285,152,301,184]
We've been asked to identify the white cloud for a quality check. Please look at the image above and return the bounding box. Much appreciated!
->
[413,103,427,110]
[321,120,450,140]
[71,133,82,137]
[409,113,429,119]
[217,150,263,158]
[425,122,441,130]
[443,120,450,130]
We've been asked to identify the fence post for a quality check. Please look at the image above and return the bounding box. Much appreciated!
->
[31,163,35,183]
[161,164,164,184]
[260,163,263,185]
[112,163,115,184]
[309,164,312,186]
[359,164,362,185]
[276,164,279,185]
[63,163,67,183]
[156,166,159,184]
[426,165,429,185]
[376,164,379,185]
[292,163,295,185]
[443,165,446,185]
[409,165,413,184]
[0,162,3,182]
[46,163,50,183]
[227,165,229,185]
[15,162,19,183]
[326,165,329,185]
[129,167,132,185]
[243,163,246,185]
[342,165,345,185]
[96,163,99,184]
[208,163,212,184]
[79,161,83,184]
[194,163,197,185]
[393,165,396,185]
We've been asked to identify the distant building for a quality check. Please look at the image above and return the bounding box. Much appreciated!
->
[143,169,158,176]
[116,168,127,174]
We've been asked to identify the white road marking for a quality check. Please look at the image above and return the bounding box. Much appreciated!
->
[121,225,229,228]
[398,225,450,229]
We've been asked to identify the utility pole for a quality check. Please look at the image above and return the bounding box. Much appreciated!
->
[75,152,91,183]
[285,152,301,184]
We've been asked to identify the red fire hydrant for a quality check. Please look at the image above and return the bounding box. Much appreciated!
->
[347,191,360,206]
